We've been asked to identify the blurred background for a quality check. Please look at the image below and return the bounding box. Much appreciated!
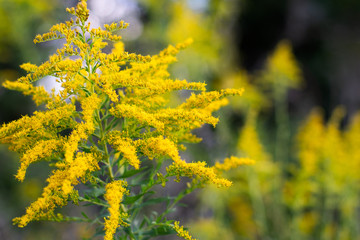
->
[1,0,360,239]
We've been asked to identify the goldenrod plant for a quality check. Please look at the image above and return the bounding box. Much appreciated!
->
[285,107,360,239]
[193,40,298,239]
[194,39,360,239]
[0,1,255,239]
[260,40,303,166]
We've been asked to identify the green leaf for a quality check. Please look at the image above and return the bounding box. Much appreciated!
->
[143,225,175,238]
[139,216,151,229]
[83,187,105,198]
[81,212,90,220]
[122,193,146,205]
[119,168,145,179]
[80,86,91,96]
[123,227,136,239]
[133,197,170,210]
[105,117,121,131]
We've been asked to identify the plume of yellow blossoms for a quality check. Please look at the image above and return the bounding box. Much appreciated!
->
[0,0,252,239]
[284,107,360,238]
[173,221,198,240]
[104,180,129,240]
[262,40,302,88]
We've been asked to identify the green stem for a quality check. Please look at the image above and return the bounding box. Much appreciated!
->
[247,168,269,237]
[78,196,109,208]
[158,183,196,222]
[274,83,290,165]
[127,162,168,225]
[99,110,114,181]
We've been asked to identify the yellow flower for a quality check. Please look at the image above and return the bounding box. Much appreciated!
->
[296,108,325,176]
[2,0,248,233]
[220,70,269,111]
[66,0,89,23]
[13,152,99,227]
[344,112,360,182]
[108,134,140,169]
[167,160,232,188]
[238,111,270,162]
[323,107,347,192]
[2,80,50,106]
[80,94,102,124]
[16,139,63,181]
[0,104,75,153]
[166,1,221,62]
[298,212,318,234]
[104,180,129,240]
[173,221,198,240]
[110,104,165,131]
[262,40,302,88]
[64,94,101,163]
[136,136,181,161]
[213,157,255,172]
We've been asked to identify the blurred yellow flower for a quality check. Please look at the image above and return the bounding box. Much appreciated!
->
[262,40,302,88]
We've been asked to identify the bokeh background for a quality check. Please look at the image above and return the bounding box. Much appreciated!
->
[1,0,360,239]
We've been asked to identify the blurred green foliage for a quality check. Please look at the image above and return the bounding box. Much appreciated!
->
[0,1,64,239]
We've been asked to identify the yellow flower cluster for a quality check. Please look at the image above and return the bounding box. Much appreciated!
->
[108,134,139,169]
[214,157,255,172]
[180,89,244,109]
[295,107,356,192]
[173,221,198,240]
[134,136,231,187]
[110,104,165,131]
[61,152,100,195]
[236,111,278,194]
[104,180,128,240]
[2,80,50,106]
[115,135,243,188]
[220,70,269,111]
[262,40,302,88]
[283,107,360,236]
[345,113,360,178]
[136,136,180,161]
[64,94,101,163]
[13,152,99,227]
[0,0,252,236]
[167,160,233,187]
[166,1,221,63]
[296,109,325,176]
[34,31,61,44]
[90,27,122,42]
[0,104,75,153]
[66,0,89,23]
[16,139,63,181]
[238,112,270,162]
[81,94,101,125]
[104,21,129,32]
